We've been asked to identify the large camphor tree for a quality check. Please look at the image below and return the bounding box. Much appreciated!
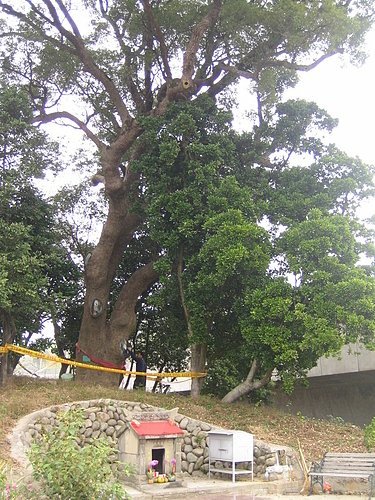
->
[1,0,374,397]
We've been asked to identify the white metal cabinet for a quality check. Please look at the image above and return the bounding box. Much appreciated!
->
[208,430,254,482]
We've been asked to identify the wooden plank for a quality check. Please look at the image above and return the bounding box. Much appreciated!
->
[323,463,375,467]
[322,469,374,474]
[324,457,375,463]
[309,471,373,478]
[324,461,375,465]
[325,453,375,458]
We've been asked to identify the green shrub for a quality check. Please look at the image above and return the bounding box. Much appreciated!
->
[364,417,375,451]
[27,409,130,499]
[0,461,20,499]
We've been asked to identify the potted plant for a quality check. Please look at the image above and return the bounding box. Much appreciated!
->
[167,458,177,482]
[146,460,158,484]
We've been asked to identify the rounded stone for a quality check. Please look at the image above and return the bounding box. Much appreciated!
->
[92,420,100,431]
[181,460,189,472]
[192,470,204,477]
[253,446,261,458]
[186,452,197,463]
[186,421,198,433]
[179,418,189,430]
[84,428,93,438]
[266,457,276,466]
[193,447,204,458]
[194,456,204,470]
[200,422,211,431]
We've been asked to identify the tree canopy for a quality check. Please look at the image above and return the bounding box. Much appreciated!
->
[0,81,81,382]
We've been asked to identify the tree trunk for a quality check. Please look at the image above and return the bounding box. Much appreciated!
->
[221,359,273,404]
[0,310,16,385]
[177,247,207,397]
[76,150,147,384]
[52,317,69,378]
[0,354,6,386]
[77,250,158,384]
[190,343,207,397]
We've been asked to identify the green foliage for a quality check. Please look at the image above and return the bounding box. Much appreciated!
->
[28,409,130,500]
[364,417,375,452]
[0,461,21,499]
[0,221,46,315]
[1,0,375,401]
[0,81,82,362]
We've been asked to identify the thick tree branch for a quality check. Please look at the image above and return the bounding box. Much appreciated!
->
[43,0,133,126]
[109,261,159,340]
[177,246,194,338]
[0,1,74,52]
[98,0,146,112]
[182,0,222,87]
[141,0,172,80]
[221,359,273,403]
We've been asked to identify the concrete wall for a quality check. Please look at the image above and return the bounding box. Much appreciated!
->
[272,370,375,427]
[307,343,375,378]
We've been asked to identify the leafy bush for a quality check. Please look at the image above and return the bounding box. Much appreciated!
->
[27,409,130,499]
[0,461,19,499]
[364,417,375,451]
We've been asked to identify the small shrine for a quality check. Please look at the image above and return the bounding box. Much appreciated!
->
[118,411,184,477]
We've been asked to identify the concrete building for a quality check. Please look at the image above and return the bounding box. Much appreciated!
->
[272,343,375,426]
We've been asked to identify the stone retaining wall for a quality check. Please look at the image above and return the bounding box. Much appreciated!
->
[9,399,303,482]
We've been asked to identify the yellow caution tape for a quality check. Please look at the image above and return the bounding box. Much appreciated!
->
[1,344,206,379]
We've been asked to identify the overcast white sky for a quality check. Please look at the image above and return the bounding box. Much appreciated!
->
[291,28,375,167]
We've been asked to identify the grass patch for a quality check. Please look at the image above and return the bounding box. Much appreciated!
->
[0,376,367,469]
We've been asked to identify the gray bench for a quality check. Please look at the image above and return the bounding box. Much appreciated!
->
[309,452,375,499]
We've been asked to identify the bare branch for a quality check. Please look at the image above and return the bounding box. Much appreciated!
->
[266,49,344,72]
[141,0,172,80]
[32,110,105,150]
[5,0,134,126]
[98,0,146,112]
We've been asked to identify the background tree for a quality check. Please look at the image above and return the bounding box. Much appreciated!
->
[0,1,374,395]
[0,82,81,383]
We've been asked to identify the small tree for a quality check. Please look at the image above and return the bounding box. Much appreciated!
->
[28,409,130,499]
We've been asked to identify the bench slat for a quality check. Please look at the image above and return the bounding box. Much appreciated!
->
[325,458,375,460]
[321,469,374,473]
[323,464,375,468]
[309,452,375,498]
[309,472,373,478]
[325,453,375,458]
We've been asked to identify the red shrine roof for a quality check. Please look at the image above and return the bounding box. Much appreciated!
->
[130,420,184,437]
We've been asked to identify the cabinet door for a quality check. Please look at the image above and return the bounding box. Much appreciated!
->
[209,434,232,460]
[232,433,253,462]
